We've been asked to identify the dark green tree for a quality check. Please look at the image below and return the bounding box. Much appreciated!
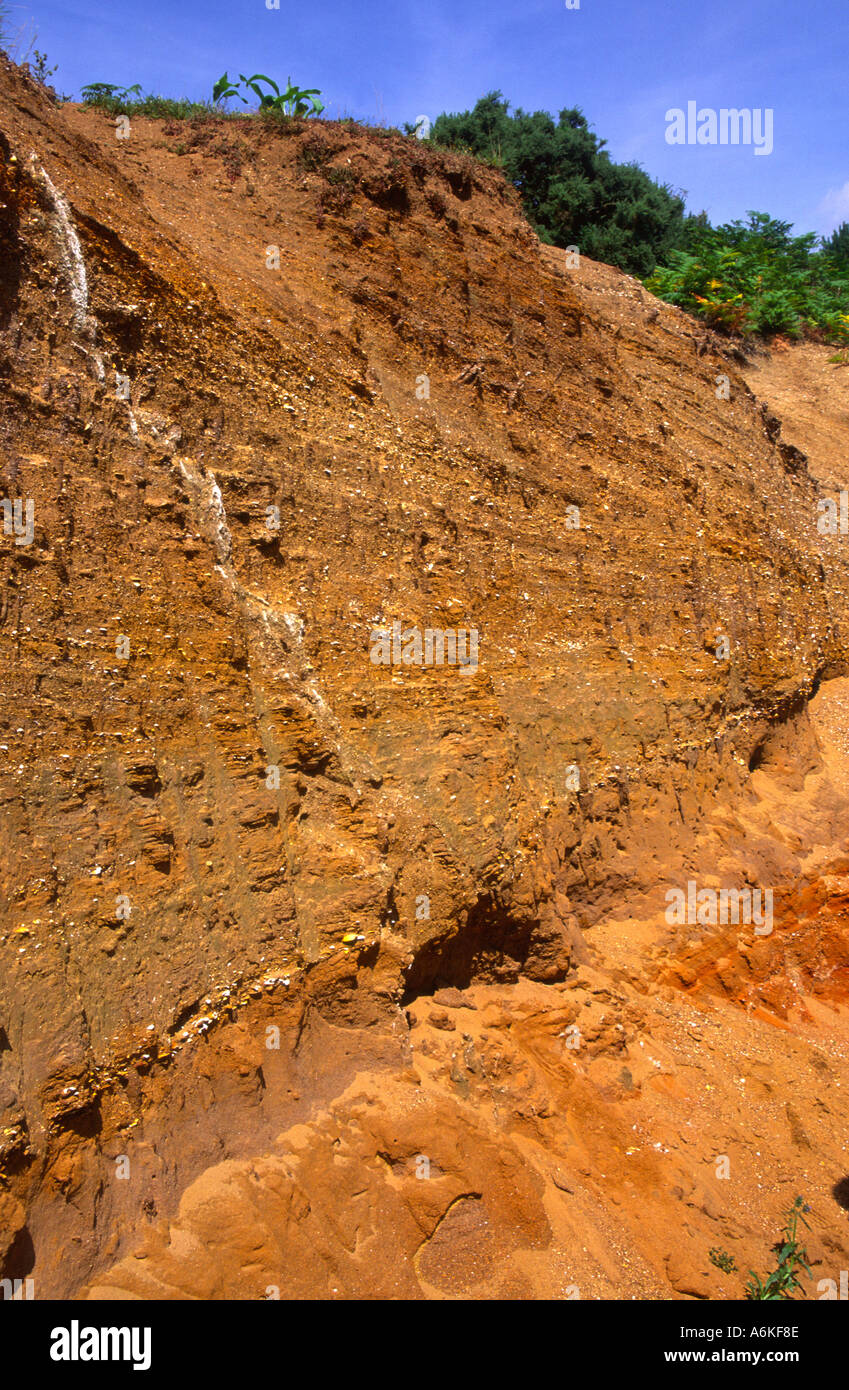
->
[428,91,685,277]
[823,221,849,264]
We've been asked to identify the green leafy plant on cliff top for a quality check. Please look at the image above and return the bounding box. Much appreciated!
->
[213,72,324,116]
[212,72,242,106]
[745,1196,813,1300]
[30,49,58,87]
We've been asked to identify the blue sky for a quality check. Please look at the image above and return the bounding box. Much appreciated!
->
[6,0,848,237]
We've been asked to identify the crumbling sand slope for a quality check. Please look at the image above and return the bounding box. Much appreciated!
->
[0,58,847,1299]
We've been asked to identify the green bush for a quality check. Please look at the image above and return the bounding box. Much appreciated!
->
[81,84,217,119]
[708,1247,737,1274]
[647,212,849,343]
[426,91,686,277]
[30,49,59,88]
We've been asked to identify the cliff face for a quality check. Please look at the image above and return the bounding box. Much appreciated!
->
[1,59,849,1299]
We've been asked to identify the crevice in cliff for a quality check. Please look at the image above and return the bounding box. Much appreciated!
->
[0,131,21,331]
[401,892,534,1002]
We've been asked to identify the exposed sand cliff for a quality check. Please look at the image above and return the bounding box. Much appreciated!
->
[0,59,847,1299]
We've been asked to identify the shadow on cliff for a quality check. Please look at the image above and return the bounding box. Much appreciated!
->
[0,131,21,329]
[402,891,533,1000]
[1,1224,35,1284]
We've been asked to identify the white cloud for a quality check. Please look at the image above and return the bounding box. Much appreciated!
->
[817,181,849,233]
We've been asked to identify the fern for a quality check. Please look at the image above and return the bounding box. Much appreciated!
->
[647,213,849,344]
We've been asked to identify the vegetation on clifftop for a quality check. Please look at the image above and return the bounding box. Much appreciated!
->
[648,212,849,344]
[426,91,849,346]
[18,60,849,348]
